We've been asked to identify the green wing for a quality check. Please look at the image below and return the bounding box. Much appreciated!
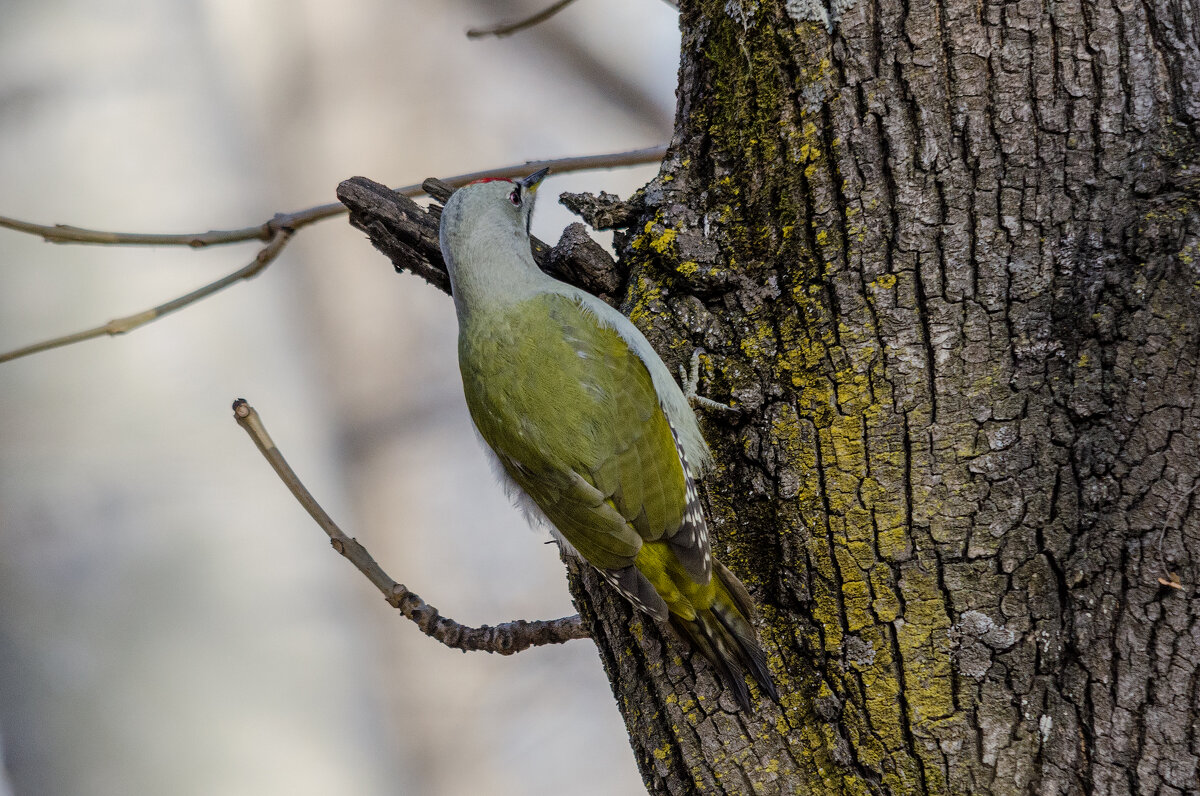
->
[459,293,688,579]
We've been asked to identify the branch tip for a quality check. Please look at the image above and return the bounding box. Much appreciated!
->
[466,0,577,39]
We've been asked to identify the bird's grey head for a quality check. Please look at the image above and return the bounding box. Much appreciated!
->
[438,168,550,308]
[440,168,547,259]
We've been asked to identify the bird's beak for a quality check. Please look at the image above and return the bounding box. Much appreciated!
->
[518,167,550,193]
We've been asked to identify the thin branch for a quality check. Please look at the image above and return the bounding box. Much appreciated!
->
[0,145,666,248]
[467,0,578,39]
[465,0,671,131]
[0,229,293,364]
[231,399,589,654]
[429,144,667,188]
[0,207,338,248]
[0,145,665,364]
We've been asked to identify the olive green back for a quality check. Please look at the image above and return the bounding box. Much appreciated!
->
[458,293,687,571]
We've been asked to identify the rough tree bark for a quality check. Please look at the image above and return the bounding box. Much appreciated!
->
[344,0,1200,791]
[567,0,1200,793]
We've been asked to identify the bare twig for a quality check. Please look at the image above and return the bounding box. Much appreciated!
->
[0,207,339,248]
[429,144,666,188]
[0,229,293,364]
[0,145,665,364]
[467,0,578,39]
[465,0,671,131]
[231,399,589,654]
[0,145,665,249]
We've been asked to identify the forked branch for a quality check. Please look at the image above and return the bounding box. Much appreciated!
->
[0,229,293,364]
[231,399,589,654]
[0,145,665,249]
[0,144,665,364]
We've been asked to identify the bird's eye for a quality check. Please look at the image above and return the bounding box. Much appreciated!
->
[508,188,521,206]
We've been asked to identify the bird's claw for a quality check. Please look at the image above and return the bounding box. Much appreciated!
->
[681,349,739,413]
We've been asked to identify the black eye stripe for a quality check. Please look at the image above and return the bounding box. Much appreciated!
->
[508,188,521,206]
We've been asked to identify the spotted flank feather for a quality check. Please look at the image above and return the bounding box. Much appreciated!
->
[601,566,669,621]
[666,423,712,584]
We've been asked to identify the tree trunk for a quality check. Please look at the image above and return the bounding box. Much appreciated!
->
[570,1,1200,793]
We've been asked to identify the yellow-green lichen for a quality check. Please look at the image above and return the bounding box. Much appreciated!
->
[625,272,663,328]
[650,227,678,255]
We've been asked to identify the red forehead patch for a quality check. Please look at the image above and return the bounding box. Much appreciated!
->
[468,177,513,185]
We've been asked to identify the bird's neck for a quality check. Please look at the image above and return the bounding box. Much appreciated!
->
[446,213,549,324]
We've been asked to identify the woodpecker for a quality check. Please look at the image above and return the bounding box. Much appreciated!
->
[437,168,778,712]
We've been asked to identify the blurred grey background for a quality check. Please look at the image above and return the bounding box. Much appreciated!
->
[0,1,679,793]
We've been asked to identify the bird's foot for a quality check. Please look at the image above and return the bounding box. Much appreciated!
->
[680,349,739,414]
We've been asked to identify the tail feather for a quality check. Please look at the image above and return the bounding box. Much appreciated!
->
[668,564,779,712]
[711,600,780,704]
[713,559,757,621]
[671,612,753,711]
